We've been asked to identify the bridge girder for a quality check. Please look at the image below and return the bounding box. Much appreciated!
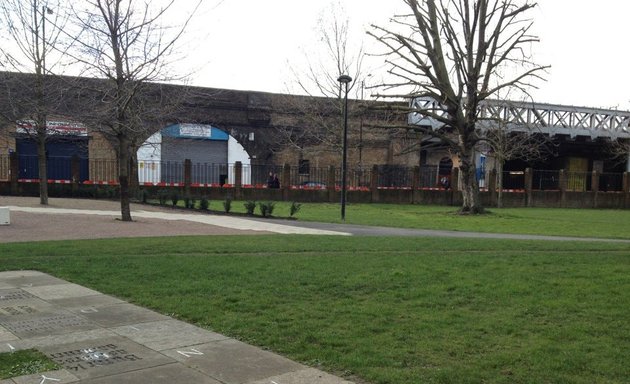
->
[409,97,630,139]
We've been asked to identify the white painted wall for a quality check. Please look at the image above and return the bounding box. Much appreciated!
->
[228,136,251,185]
[137,132,162,183]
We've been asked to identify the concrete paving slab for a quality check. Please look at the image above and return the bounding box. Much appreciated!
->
[0,324,18,342]
[0,310,96,338]
[0,271,45,279]
[11,369,79,384]
[0,289,38,303]
[162,338,304,384]
[0,282,16,289]
[2,275,69,289]
[39,337,175,380]
[74,303,170,328]
[247,368,355,384]
[0,271,355,384]
[76,363,223,384]
[49,295,125,311]
[111,319,228,351]
[22,285,101,301]
[4,329,118,352]
[0,298,56,317]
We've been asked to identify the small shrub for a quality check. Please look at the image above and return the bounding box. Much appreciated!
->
[244,200,257,215]
[259,201,275,217]
[199,197,209,210]
[223,198,232,213]
[290,201,302,217]
[171,191,179,207]
[139,189,149,204]
[158,190,168,206]
[104,186,116,198]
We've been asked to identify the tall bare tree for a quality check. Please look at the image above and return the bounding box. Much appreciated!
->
[0,0,67,205]
[370,0,548,213]
[67,0,200,221]
[277,2,366,157]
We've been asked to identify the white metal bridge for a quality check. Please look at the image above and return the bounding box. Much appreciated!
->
[409,97,630,139]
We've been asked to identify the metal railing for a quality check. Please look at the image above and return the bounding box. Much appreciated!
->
[3,156,628,193]
[599,172,624,192]
[532,170,560,191]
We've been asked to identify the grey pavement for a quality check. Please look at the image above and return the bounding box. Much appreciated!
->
[247,217,630,243]
[0,270,354,384]
[5,206,350,236]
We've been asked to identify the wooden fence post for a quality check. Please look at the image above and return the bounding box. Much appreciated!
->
[234,161,243,200]
[559,169,567,208]
[488,169,497,207]
[412,166,420,204]
[9,152,18,195]
[525,168,533,207]
[327,165,336,203]
[370,165,379,203]
[282,163,291,201]
[624,172,629,209]
[71,155,80,195]
[591,170,600,208]
[184,159,192,198]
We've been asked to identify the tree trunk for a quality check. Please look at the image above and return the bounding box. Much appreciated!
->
[458,148,484,214]
[118,135,132,221]
[36,130,49,205]
[497,161,504,209]
[129,149,139,199]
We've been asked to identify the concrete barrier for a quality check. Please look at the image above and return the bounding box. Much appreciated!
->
[0,206,9,225]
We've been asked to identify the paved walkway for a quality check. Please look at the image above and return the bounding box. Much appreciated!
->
[0,271,353,384]
[0,197,349,243]
[7,206,349,236]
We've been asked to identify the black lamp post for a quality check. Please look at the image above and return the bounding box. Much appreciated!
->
[337,74,352,221]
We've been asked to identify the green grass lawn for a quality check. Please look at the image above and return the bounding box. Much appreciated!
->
[165,200,630,239]
[2,236,629,383]
[0,349,59,379]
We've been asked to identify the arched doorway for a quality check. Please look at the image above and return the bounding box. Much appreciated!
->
[137,124,251,185]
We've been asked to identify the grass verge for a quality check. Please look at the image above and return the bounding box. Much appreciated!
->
[0,349,60,379]
[1,235,629,383]
[154,200,630,239]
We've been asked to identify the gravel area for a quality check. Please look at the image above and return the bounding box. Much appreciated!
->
[0,196,269,243]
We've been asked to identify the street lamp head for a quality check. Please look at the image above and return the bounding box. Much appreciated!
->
[337,74,352,84]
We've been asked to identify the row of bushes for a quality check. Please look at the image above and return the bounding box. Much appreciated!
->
[144,189,301,218]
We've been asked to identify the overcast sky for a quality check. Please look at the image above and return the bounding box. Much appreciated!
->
[183,0,628,110]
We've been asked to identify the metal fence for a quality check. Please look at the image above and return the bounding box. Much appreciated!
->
[17,155,89,181]
[502,171,526,190]
[532,170,560,191]
[600,172,624,192]
[2,156,628,193]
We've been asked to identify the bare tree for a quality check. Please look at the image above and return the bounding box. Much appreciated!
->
[607,138,630,172]
[370,0,548,213]
[277,2,366,158]
[481,126,551,207]
[0,0,68,205]
[66,0,200,221]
